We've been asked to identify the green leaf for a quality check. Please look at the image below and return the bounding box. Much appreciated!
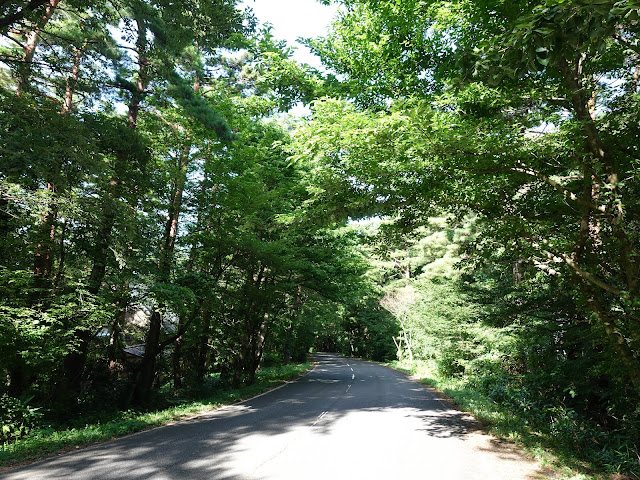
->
[536,56,550,66]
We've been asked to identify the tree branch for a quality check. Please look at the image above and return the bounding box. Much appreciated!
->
[525,236,625,297]
[0,0,49,30]
[453,158,605,213]
[511,163,605,213]
[614,33,640,55]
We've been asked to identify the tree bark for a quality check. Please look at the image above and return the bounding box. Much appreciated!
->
[562,58,638,294]
[132,309,162,405]
[88,14,150,404]
[158,147,189,276]
[33,31,81,294]
[557,54,640,391]
[172,314,185,389]
[60,41,85,114]
[107,295,127,370]
[15,0,60,96]
[512,259,523,285]
[136,144,190,398]
[52,216,66,287]
[283,285,303,363]
[133,142,191,401]
[88,15,148,294]
[33,182,57,293]
[247,312,269,385]
[195,307,212,382]
[586,295,640,392]
[231,265,267,386]
[59,328,91,396]
[126,16,149,129]
[0,193,9,252]
[7,355,30,397]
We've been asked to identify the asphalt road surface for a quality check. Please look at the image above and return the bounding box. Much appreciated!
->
[2,353,546,479]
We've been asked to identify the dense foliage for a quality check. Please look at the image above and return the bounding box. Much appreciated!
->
[294,0,640,475]
[0,0,391,438]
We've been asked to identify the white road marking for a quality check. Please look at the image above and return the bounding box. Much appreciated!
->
[311,411,328,426]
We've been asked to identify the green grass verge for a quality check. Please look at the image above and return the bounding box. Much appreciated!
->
[0,362,311,469]
[385,359,623,480]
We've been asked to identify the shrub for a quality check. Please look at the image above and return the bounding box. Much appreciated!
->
[0,394,42,444]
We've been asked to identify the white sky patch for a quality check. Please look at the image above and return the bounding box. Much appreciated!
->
[111,1,337,116]
[242,0,337,69]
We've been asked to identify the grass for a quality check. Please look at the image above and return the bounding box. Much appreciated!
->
[0,362,311,469]
[385,359,632,480]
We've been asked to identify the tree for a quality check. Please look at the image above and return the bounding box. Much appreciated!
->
[295,0,640,393]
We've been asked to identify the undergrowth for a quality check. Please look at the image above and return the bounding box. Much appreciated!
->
[0,362,311,469]
[388,359,640,480]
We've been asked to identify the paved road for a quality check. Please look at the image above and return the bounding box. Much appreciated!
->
[2,354,546,479]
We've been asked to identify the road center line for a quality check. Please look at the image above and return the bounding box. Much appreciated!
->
[311,411,328,427]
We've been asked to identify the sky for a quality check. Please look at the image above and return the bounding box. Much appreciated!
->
[241,0,338,68]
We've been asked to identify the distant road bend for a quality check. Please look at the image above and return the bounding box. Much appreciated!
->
[3,353,545,479]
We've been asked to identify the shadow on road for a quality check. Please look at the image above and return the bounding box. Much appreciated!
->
[4,353,543,480]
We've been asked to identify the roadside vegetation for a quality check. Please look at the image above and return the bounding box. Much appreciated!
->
[390,359,632,480]
[0,363,310,468]
[360,217,640,480]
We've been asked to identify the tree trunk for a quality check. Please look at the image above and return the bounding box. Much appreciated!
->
[60,41,85,114]
[512,259,524,285]
[283,285,303,363]
[52,217,66,287]
[195,307,212,382]
[15,0,60,96]
[33,33,81,294]
[87,205,115,294]
[89,11,149,279]
[107,295,127,370]
[0,193,9,243]
[7,355,29,397]
[88,15,148,294]
[59,328,91,397]
[557,55,640,392]
[247,314,269,385]
[132,309,162,405]
[586,295,640,392]
[158,147,189,275]
[231,266,267,386]
[559,56,637,290]
[50,32,88,398]
[126,16,149,129]
[133,142,190,401]
[172,314,185,389]
[393,336,403,361]
[400,314,413,362]
[33,182,57,293]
